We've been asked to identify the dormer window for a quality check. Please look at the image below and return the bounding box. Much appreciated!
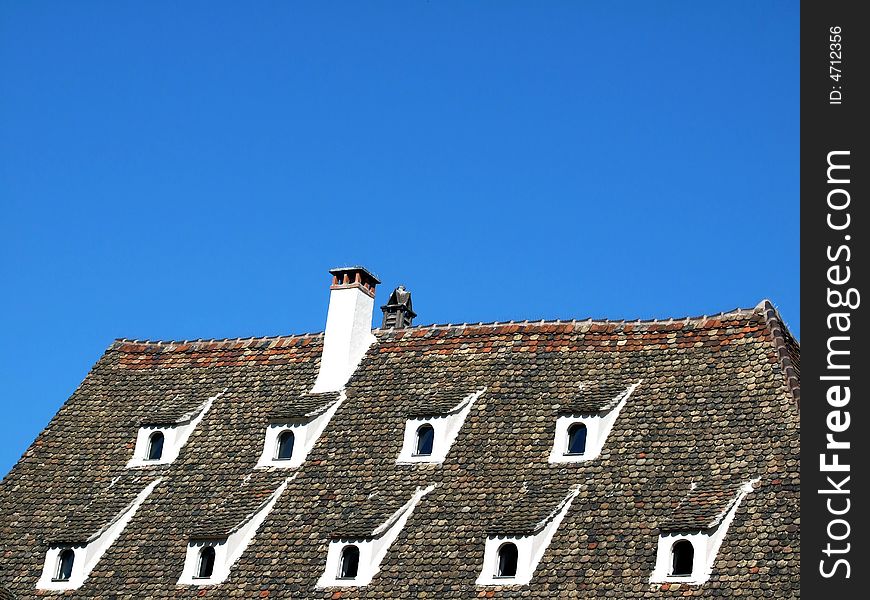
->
[397,388,485,464]
[338,545,360,579]
[147,431,164,461]
[650,478,758,585]
[38,479,161,590]
[549,382,639,463]
[565,422,587,455]
[257,392,343,469]
[54,549,75,582]
[196,546,216,579]
[477,485,580,586]
[178,479,290,586]
[275,430,295,460]
[414,424,434,456]
[496,543,518,578]
[317,485,435,588]
[671,539,694,576]
[127,392,222,468]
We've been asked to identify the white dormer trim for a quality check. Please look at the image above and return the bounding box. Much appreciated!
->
[37,478,162,590]
[650,478,759,585]
[548,382,640,463]
[127,390,225,468]
[178,476,293,586]
[396,388,485,464]
[256,393,345,469]
[317,484,436,588]
[477,486,580,586]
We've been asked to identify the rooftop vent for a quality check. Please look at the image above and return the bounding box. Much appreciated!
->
[381,285,416,329]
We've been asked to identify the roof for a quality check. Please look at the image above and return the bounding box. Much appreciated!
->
[559,381,634,414]
[267,392,341,422]
[659,480,749,532]
[142,395,210,426]
[0,301,800,598]
[191,474,288,538]
[41,473,158,545]
[330,485,422,539]
[405,386,479,418]
[487,484,579,536]
[116,371,229,425]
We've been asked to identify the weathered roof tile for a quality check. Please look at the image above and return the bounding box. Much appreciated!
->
[0,302,800,598]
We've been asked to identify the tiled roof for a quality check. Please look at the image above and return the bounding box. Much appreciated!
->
[267,392,341,421]
[487,484,578,536]
[120,372,228,426]
[142,396,209,426]
[192,474,287,538]
[659,480,748,532]
[759,300,801,406]
[44,473,158,545]
[405,386,478,418]
[0,585,15,600]
[0,301,800,598]
[559,381,634,414]
[330,485,421,539]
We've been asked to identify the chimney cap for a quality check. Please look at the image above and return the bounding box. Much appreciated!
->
[328,266,381,285]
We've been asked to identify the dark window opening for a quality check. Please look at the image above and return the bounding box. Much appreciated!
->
[275,430,295,460]
[566,422,587,455]
[54,548,75,581]
[671,539,694,576]
[147,431,164,461]
[415,424,434,456]
[197,546,216,579]
[339,545,360,579]
[497,542,519,577]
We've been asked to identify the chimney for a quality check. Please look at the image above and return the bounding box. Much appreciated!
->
[381,285,416,329]
[311,266,380,393]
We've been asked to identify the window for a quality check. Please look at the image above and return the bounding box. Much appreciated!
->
[496,542,518,578]
[147,431,165,461]
[54,549,75,581]
[414,424,434,456]
[197,546,216,579]
[275,430,295,460]
[566,422,587,455]
[338,545,360,579]
[670,540,694,576]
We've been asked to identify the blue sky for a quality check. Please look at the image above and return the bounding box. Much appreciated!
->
[0,1,798,476]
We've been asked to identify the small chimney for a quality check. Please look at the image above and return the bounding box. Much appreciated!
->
[311,266,380,393]
[381,285,416,329]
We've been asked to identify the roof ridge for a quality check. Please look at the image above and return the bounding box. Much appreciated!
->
[112,331,324,349]
[111,303,768,351]
[757,299,801,408]
[380,303,765,333]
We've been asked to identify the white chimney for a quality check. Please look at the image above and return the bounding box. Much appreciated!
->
[311,266,380,393]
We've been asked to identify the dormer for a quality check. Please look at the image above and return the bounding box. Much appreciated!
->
[650,478,759,585]
[477,485,580,586]
[178,477,291,586]
[256,391,344,469]
[127,390,224,468]
[396,388,485,464]
[317,485,436,588]
[37,479,161,590]
[548,381,639,463]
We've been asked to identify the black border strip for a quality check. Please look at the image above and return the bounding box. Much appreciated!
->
[801,1,868,596]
